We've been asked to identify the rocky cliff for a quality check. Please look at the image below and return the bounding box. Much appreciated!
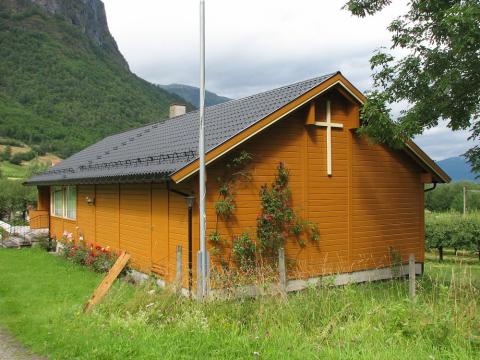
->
[32,0,128,68]
[4,0,128,68]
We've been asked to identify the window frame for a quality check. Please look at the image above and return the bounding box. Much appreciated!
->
[50,185,77,220]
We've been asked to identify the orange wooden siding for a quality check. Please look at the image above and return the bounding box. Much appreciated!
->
[36,186,50,211]
[95,184,120,250]
[46,86,428,284]
[168,180,196,288]
[202,89,425,278]
[49,182,192,283]
[350,136,425,270]
[151,183,169,277]
[119,184,152,272]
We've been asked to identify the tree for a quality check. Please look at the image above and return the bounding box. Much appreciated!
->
[344,0,480,171]
[0,179,36,222]
[425,181,480,212]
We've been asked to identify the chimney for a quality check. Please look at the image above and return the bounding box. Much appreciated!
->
[169,104,186,118]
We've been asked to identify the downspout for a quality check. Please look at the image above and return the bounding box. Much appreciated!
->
[186,197,194,295]
[167,181,195,295]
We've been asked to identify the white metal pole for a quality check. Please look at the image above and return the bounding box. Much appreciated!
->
[198,0,207,298]
[463,186,466,216]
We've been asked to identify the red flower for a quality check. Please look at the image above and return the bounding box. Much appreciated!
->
[264,214,273,221]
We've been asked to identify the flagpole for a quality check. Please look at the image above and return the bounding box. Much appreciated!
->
[198,0,207,299]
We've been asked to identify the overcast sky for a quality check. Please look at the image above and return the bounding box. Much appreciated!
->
[102,0,471,161]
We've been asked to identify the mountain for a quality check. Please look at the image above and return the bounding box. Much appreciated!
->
[160,84,231,108]
[437,156,478,182]
[0,0,191,158]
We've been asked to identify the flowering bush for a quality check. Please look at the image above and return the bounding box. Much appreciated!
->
[232,233,256,270]
[257,163,320,256]
[60,232,118,272]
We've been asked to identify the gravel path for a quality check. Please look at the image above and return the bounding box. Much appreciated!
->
[0,328,45,360]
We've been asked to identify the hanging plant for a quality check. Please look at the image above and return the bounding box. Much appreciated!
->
[209,151,253,263]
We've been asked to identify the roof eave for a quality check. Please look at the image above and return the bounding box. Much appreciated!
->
[404,140,451,183]
[24,172,171,186]
[170,73,449,185]
[171,72,365,183]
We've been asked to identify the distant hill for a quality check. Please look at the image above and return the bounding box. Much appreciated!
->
[0,0,191,158]
[160,84,231,108]
[437,156,478,182]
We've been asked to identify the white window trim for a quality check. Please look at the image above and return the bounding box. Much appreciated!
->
[50,186,77,221]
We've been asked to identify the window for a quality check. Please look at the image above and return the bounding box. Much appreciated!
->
[51,186,77,220]
[52,186,64,217]
[66,186,76,219]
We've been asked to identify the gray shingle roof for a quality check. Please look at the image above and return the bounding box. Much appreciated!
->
[26,73,336,185]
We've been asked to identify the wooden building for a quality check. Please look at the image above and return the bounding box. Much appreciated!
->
[26,72,450,291]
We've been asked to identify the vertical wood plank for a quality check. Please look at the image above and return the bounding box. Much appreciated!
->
[326,100,332,176]
[278,248,286,292]
[306,101,316,125]
[83,252,130,313]
[176,245,182,295]
[409,253,416,299]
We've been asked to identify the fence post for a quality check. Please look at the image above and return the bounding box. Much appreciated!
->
[278,248,287,293]
[409,253,416,299]
[176,245,182,295]
[205,250,210,297]
[196,250,203,300]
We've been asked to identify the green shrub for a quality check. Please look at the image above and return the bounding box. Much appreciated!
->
[0,227,8,242]
[232,233,257,270]
[9,150,36,165]
[34,234,55,252]
[0,145,12,161]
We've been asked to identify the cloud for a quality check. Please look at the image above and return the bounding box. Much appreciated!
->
[102,0,402,96]
[414,121,473,161]
[102,0,472,160]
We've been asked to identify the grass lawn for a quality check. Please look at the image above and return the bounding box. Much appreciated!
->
[0,249,479,359]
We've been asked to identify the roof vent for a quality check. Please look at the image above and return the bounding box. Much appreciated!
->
[169,104,186,118]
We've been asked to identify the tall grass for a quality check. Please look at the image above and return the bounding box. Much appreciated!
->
[0,249,479,359]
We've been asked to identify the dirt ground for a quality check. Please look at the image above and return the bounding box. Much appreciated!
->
[0,328,45,360]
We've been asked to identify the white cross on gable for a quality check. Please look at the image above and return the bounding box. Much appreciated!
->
[314,100,343,176]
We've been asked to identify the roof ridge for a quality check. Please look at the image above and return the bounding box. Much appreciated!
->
[100,72,337,141]
[197,71,338,112]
